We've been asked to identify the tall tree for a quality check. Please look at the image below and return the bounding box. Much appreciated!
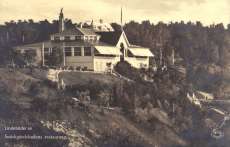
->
[45,46,63,66]
[23,50,37,66]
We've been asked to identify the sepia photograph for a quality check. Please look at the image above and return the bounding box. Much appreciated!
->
[0,0,230,146]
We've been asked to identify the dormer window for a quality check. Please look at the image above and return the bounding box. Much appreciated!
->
[54,37,60,41]
[94,37,97,41]
[65,36,70,41]
[75,36,81,40]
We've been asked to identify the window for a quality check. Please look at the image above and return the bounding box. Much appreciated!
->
[25,50,36,53]
[65,36,70,41]
[74,47,81,56]
[94,37,97,41]
[85,36,88,40]
[84,47,91,56]
[65,47,72,56]
[89,36,93,40]
[17,50,21,53]
[75,36,81,40]
[44,48,49,54]
[54,37,60,41]
[135,56,147,58]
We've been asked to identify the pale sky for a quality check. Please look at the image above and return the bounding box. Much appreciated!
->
[0,0,229,27]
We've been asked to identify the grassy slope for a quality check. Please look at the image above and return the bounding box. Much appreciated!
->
[59,71,123,86]
[0,68,39,107]
[0,69,187,147]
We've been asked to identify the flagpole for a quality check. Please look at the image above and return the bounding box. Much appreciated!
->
[42,42,44,66]
[63,42,65,67]
[121,7,123,31]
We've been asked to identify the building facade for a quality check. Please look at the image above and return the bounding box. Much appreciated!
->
[14,10,154,71]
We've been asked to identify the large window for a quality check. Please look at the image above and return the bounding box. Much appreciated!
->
[74,47,81,56]
[75,36,81,40]
[84,47,91,56]
[65,36,70,41]
[25,50,36,53]
[65,47,72,56]
[54,37,60,41]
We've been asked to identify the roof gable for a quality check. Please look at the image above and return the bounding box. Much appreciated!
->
[96,31,122,46]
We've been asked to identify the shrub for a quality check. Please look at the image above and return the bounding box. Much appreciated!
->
[76,90,91,112]
[69,66,74,71]
[97,89,111,107]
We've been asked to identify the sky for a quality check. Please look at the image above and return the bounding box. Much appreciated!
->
[0,0,230,27]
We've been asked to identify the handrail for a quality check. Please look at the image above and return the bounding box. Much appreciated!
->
[111,70,135,83]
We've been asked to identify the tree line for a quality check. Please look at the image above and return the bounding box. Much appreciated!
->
[1,19,230,93]
[0,19,76,47]
[119,21,230,94]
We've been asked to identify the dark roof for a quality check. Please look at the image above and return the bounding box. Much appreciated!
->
[50,28,100,36]
[14,40,114,48]
[79,28,100,36]
[14,42,44,48]
[95,31,122,46]
[51,28,83,36]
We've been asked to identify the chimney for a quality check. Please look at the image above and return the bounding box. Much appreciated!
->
[79,22,83,28]
[100,19,103,24]
[59,8,65,32]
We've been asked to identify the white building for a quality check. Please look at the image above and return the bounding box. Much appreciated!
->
[14,9,154,71]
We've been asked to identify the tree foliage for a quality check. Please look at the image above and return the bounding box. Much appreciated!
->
[45,46,63,66]
[23,49,37,66]
[76,90,91,112]
[0,45,24,67]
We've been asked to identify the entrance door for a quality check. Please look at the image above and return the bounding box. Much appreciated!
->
[120,43,124,61]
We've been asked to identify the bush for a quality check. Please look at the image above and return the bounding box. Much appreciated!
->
[76,90,91,112]
[97,89,111,107]
[114,61,136,80]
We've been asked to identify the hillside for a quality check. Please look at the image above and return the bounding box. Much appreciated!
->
[1,68,230,147]
[59,71,123,86]
[0,68,190,147]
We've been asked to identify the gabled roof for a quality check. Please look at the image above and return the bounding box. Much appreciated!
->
[79,28,100,36]
[96,31,123,46]
[50,28,100,36]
